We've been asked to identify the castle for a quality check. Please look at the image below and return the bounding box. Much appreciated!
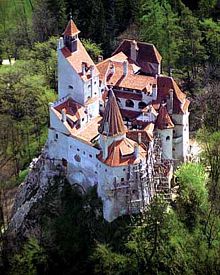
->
[47,19,190,222]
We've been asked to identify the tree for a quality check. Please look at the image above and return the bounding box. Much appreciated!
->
[197,129,220,212]
[175,163,207,230]
[81,39,103,62]
[140,0,181,70]
[10,238,47,275]
[178,6,206,80]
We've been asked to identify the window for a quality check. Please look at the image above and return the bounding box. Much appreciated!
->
[82,118,85,121]
[125,99,134,108]
[166,136,170,141]
[83,151,85,155]
[89,154,92,158]
[68,85,73,89]
[55,133,58,140]
[77,148,80,152]
[138,102,147,109]
[121,178,124,182]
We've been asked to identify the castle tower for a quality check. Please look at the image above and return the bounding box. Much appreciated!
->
[62,18,80,53]
[98,89,127,159]
[156,104,174,160]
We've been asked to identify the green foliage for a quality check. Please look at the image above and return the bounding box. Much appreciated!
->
[0,58,56,180]
[10,238,47,275]
[81,39,103,62]
[140,0,181,69]
[91,244,128,275]
[175,163,207,230]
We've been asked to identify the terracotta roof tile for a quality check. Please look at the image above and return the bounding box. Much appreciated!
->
[61,40,99,80]
[97,138,147,167]
[98,59,156,90]
[113,39,162,64]
[156,104,174,130]
[63,19,80,36]
[99,90,127,136]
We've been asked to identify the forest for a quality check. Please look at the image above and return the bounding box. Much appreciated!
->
[0,0,220,274]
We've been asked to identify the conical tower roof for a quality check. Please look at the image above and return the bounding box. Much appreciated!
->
[156,104,174,130]
[99,89,127,136]
[63,19,80,36]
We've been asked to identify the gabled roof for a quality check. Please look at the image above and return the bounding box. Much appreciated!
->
[113,39,162,64]
[99,89,127,136]
[97,59,156,91]
[63,19,80,36]
[97,138,147,167]
[156,104,174,130]
[61,40,99,81]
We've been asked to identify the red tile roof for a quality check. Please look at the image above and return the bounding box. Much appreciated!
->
[113,39,162,64]
[61,40,99,80]
[99,90,127,136]
[114,90,142,101]
[54,98,85,125]
[97,138,147,167]
[156,105,174,130]
[63,19,80,36]
[97,59,156,91]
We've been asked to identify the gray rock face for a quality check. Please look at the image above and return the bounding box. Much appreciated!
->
[8,151,65,239]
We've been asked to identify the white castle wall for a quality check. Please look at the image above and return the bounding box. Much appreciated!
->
[172,112,189,161]
[157,128,173,160]
[58,50,84,104]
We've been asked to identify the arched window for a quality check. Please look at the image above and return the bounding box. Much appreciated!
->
[125,99,134,108]
[138,102,147,109]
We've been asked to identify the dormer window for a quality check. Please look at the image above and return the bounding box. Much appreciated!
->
[125,99,134,108]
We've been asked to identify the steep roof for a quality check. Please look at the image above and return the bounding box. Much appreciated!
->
[97,138,147,167]
[61,40,99,80]
[156,105,174,130]
[113,39,162,64]
[98,89,127,136]
[97,59,156,91]
[63,19,80,36]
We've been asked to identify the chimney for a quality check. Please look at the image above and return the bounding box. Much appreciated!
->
[90,65,95,78]
[123,60,128,76]
[167,89,173,115]
[82,62,86,75]
[131,40,138,61]
[98,55,103,63]
[168,67,173,77]
[61,109,66,122]
[138,133,142,144]
[102,135,108,160]
[58,37,64,50]
[104,121,109,135]
[134,144,139,158]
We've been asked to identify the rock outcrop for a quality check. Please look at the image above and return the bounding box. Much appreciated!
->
[8,149,66,239]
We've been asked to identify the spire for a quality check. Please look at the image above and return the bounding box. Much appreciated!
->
[99,89,127,136]
[63,18,80,37]
[156,104,174,130]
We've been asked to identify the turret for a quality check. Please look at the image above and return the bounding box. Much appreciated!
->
[62,18,80,53]
[99,89,127,159]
